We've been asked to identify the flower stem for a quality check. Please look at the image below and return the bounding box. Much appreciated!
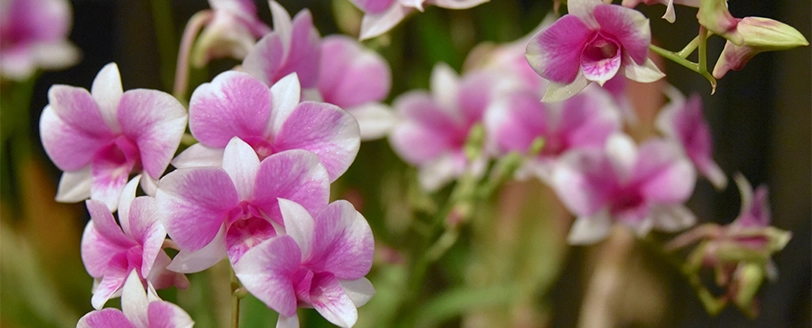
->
[173,10,213,101]
[230,269,242,328]
[649,44,717,93]
[677,35,701,58]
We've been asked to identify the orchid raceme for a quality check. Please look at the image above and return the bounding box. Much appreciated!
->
[235,199,374,328]
[525,0,664,102]
[656,87,727,189]
[177,71,360,182]
[191,0,271,67]
[81,176,188,309]
[317,35,395,140]
[157,137,331,272]
[77,270,194,328]
[39,63,188,211]
[242,1,321,89]
[352,0,489,40]
[551,134,697,244]
[0,0,79,80]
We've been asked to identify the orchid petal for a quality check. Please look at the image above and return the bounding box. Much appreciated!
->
[148,251,190,290]
[167,226,228,273]
[389,92,459,164]
[567,0,602,27]
[308,200,374,279]
[278,198,314,259]
[310,273,358,328]
[171,143,225,169]
[243,32,285,86]
[605,133,638,182]
[429,63,460,115]
[339,277,375,307]
[121,270,149,327]
[77,309,136,328]
[417,153,459,192]
[222,137,261,200]
[40,97,113,171]
[350,0,396,14]
[593,4,651,65]
[55,168,92,203]
[635,140,696,203]
[429,0,489,9]
[234,236,301,317]
[541,73,590,102]
[650,204,696,231]
[277,314,300,328]
[118,176,142,237]
[91,265,128,309]
[623,57,664,82]
[359,4,412,40]
[280,9,321,88]
[90,63,124,132]
[551,150,610,216]
[252,150,330,224]
[349,102,397,140]
[267,73,302,137]
[318,36,391,108]
[567,210,613,244]
[126,197,165,278]
[147,301,196,328]
[90,149,133,212]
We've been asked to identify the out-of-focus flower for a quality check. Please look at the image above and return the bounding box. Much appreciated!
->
[39,63,187,210]
[389,63,513,191]
[235,199,374,328]
[316,35,395,140]
[77,270,194,328]
[621,0,699,23]
[484,85,621,182]
[157,138,330,273]
[242,1,321,89]
[0,0,79,80]
[525,0,664,102]
[551,134,697,244]
[712,17,808,79]
[191,0,271,67]
[81,177,188,309]
[175,72,359,182]
[656,87,727,189]
[352,0,489,40]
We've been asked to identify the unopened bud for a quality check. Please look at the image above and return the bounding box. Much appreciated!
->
[697,0,742,45]
[737,17,809,50]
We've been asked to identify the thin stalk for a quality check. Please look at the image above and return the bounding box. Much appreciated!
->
[230,269,242,328]
[149,0,178,91]
[173,10,213,101]
[677,34,701,58]
[649,44,717,92]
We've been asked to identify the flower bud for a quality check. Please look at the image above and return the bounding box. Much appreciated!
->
[713,18,809,78]
[697,0,742,45]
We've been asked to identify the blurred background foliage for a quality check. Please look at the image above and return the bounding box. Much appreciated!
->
[1,0,808,327]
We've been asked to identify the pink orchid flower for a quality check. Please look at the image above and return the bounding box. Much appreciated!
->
[389,64,513,191]
[191,0,271,67]
[317,35,395,140]
[39,63,188,211]
[0,0,79,80]
[242,1,321,89]
[175,71,359,182]
[656,86,727,190]
[352,0,489,40]
[77,270,194,328]
[484,85,621,181]
[551,134,697,244]
[81,176,189,309]
[525,0,664,102]
[157,137,331,273]
[235,199,374,328]
[621,0,699,23]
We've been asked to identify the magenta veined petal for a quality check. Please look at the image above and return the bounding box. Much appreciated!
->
[633,139,696,204]
[580,33,622,85]
[279,9,321,88]
[243,32,286,86]
[251,150,331,225]
[307,200,374,279]
[526,15,592,84]
[310,273,359,327]
[234,236,301,317]
[77,308,137,328]
[350,0,396,14]
[593,4,651,65]
[318,35,392,108]
[484,89,548,155]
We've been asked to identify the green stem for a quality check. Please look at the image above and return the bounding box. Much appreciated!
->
[230,269,242,328]
[677,35,701,58]
[649,44,717,92]
[149,0,178,92]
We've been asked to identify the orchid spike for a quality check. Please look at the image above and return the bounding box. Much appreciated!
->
[39,63,187,211]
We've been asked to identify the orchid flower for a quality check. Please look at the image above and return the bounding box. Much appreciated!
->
[157,137,330,272]
[81,176,188,309]
[39,63,187,211]
[191,0,271,67]
[316,35,395,140]
[389,63,514,191]
[175,71,359,182]
[656,86,727,189]
[525,0,664,102]
[77,270,194,328]
[620,0,700,23]
[352,0,489,40]
[235,199,374,328]
[484,85,621,182]
[551,134,697,244]
[242,1,321,89]
[0,0,79,80]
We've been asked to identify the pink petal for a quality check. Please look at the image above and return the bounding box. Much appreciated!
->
[278,198,315,260]
[81,219,127,278]
[126,197,165,278]
[266,73,302,137]
[156,167,239,251]
[121,270,149,327]
[593,4,651,65]
[147,251,190,290]
[350,0,395,14]
[167,226,228,273]
[117,89,187,179]
[234,236,301,317]
[273,102,360,181]
[90,145,135,211]
[40,91,114,171]
[550,149,613,216]
[484,89,548,154]
[580,33,622,85]
[55,168,92,203]
[359,4,412,40]
[242,32,285,86]
[307,200,374,279]
[310,273,358,327]
[118,176,141,237]
[318,35,391,108]
[251,150,330,225]
[389,92,461,164]
[222,137,261,200]
[567,0,602,27]
[226,216,278,264]
[456,70,500,125]
[526,15,592,84]
[189,71,272,148]
[77,309,136,328]
[339,278,375,307]
[279,9,321,88]
[91,264,128,309]
[147,301,195,328]
[90,63,124,131]
[557,89,621,150]
[634,139,696,204]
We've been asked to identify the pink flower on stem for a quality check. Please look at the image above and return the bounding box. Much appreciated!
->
[157,137,331,273]
[0,0,79,80]
[39,63,187,211]
[235,199,374,328]
[351,0,489,40]
[484,85,621,181]
[191,0,271,67]
[621,0,699,23]
[656,86,727,190]
[317,35,394,140]
[525,0,664,102]
[242,1,321,89]
[551,134,697,244]
[175,71,359,182]
[77,270,194,328]
[81,176,188,309]
[390,64,512,191]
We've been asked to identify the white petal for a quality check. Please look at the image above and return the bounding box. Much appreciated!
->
[650,204,696,232]
[55,168,92,203]
[221,137,260,200]
[623,57,665,83]
[167,226,228,273]
[567,211,612,245]
[541,74,590,103]
[339,277,375,307]
[348,102,397,140]
[268,73,302,136]
[171,143,225,169]
[278,198,314,260]
[91,63,123,132]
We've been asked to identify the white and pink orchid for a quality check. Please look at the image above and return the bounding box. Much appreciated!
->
[157,137,331,272]
[39,63,187,211]
[525,0,664,102]
[77,270,194,328]
[175,71,360,182]
[81,176,188,309]
[352,0,489,40]
[235,199,374,328]
[551,134,697,244]
[0,0,79,80]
